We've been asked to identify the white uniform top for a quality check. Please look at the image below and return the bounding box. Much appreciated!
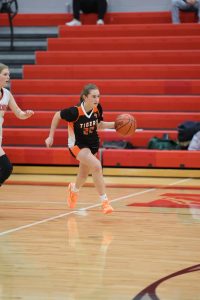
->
[0,88,10,146]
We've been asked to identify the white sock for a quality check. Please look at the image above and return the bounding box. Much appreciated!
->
[100,194,108,202]
[72,183,79,193]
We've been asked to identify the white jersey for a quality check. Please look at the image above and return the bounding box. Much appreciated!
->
[0,88,11,146]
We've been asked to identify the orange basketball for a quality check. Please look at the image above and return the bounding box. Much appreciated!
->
[115,114,136,136]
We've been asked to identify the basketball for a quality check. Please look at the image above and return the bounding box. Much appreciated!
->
[115,114,136,136]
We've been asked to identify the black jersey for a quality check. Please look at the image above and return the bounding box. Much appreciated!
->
[60,102,103,150]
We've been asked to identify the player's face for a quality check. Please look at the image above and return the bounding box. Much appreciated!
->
[0,68,10,88]
[84,89,100,109]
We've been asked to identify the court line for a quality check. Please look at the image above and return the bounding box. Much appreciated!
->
[168,178,193,186]
[0,189,154,237]
[0,178,196,206]
[0,178,192,237]
[5,179,200,190]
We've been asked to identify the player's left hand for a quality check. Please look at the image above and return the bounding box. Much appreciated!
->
[24,110,34,118]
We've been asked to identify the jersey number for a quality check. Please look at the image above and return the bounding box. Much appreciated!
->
[83,126,95,135]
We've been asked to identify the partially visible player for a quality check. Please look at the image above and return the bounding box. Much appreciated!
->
[45,83,115,214]
[0,63,34,186]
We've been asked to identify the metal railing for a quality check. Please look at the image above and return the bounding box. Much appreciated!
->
[0,0,18,50]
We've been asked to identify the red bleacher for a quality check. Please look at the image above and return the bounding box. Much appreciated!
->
[2,128,176,148]
[23,64,200,80]
[4,111,200,129]
[0,11,197,26]
[13,95,200,112]
[2,11,200,168]
[36,50,200,65]
[47,36,200,51]
[59,23,200,38]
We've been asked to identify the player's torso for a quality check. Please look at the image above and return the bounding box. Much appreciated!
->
[75,106,99,140]
[68,104,102,148]
[0,88,10,128]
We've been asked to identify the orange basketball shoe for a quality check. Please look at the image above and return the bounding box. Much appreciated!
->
[67,183,78,209]
[102,201,114,214]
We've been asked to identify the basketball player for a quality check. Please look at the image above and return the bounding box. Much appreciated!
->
[45,83,115,214]
[0,63,34,186]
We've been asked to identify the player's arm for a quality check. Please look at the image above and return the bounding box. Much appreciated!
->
[45,111,61,148]
[98,121,115,130]
[8,93,34,119]
[96,103,115,130]
[45,107,78,148]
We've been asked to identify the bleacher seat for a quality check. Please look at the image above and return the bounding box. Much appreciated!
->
[1,11,200,168]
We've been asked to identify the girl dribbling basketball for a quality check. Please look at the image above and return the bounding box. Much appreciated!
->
[45,83,115,214]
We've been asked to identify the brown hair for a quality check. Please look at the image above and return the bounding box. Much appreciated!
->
[0,63,9,73]
[80,83,99,102]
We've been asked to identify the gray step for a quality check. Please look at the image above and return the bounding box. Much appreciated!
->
[0,26,58,79]
[10,67,23,79]
[0,26,58,39]
[0,53,35,65]
[0,40,47,52]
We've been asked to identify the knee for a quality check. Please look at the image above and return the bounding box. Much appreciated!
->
[92,160,102,174]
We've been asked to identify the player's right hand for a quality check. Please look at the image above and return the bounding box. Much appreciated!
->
[45,136,53,148]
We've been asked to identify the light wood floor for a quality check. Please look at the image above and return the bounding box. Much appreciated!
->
[0,173,200,300]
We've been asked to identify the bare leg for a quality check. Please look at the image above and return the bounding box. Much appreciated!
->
[74,161,90,190]
[77,148,106,196]
[68,148,113,213]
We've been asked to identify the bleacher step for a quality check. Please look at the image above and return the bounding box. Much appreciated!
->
[0,40,47,52]
[48,36,200,51]
[59,23,200,38]
[0,53,35,65]
[36,50,200,65]
[14,94,200,112]
[4,111,200,129]
[2,128,177,148]
[0,26,58,38]
[23,64,200,80]
[10,79,200,95]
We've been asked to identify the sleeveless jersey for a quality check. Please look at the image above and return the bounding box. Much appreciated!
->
[0,88,10,146]
[60,102,103,150]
